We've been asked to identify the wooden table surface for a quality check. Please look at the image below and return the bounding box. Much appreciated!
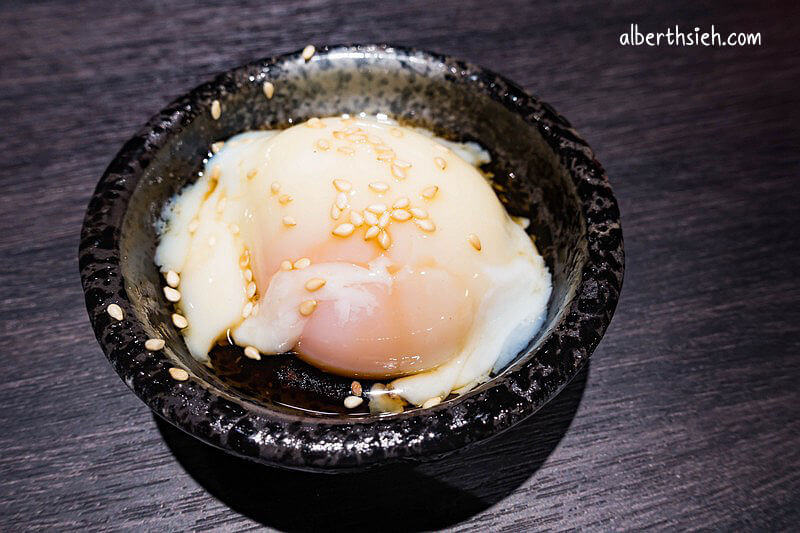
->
[1,1,798,530]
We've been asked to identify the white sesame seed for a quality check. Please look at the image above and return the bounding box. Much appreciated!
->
[211,141,225,154]
[244,269,253,281]
[351,380,363,396]
[335,192,348,210]
[378,229,391,250]
[377,211,391,228]
[279,194,293,204]
[244,345,261,360]
[369,181,389,193]
[242,302,254,318]
[246,282,257,299]
[434,157,447,170]
[392,197,410,209]
[270,182,281,194]
[467,233,482,251]
[350,133,368,143]
[239,253,250,268]
[333,178,352,192]
[306,117,324,128]
[337,146,355,156]
[391,209,411,222]
[365,134,383,145]
[389,127,404,138]
[282,216,296,227]
[363,210,379,226]
[294,257,311,269]
[422,396,442,409]
[376,152,395,163]
[301,44,315,61]
[280,260,293,271]
[364,225,380,240]
[145,338,165,351]
[391,164,407,180]
[187,219,199,233]
[305,278,326,291]
[315,139,331,151]
[216,197,226,212]
[349,210,364,227]
[169,367,189,381]
[332,223,355,237]
[330,204,342,220]
[299,299,317,316]
[106,303,123,321]
[211,100,221,120]
[208,236,216,246]
[165,270,180,288]
[367,203,387,214]
[394,159,412,169]
[344,395,364,409]
[409,207,428,219]
[163,286,181,302]
[415,219,436,232]
[421,185,439,199]
[230,223,240,235]
[172,313,189,329]
[263,81,275,99]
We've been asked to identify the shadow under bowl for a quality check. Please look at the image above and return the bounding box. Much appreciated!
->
[79,44,624,472]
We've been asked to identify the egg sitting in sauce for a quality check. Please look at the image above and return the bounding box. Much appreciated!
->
[155,115,551,411]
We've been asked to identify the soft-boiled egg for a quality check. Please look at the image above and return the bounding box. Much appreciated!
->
[155,115,551,411]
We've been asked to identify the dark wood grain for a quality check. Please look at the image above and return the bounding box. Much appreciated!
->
[1,0,798,530]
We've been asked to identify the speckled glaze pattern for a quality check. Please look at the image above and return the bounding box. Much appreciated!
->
[79,44,623,472]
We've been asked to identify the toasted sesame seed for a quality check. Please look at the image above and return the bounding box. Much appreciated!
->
[351,381,363,396]
[230,223,240,235]
[294,257,311,270]
[163,286,181,302]
[369,181,389,193]
[337,146,355,156]
[211,100,221,120]
[364,225,380,240]
[244,269,253,281]
[332,223,355,237]
[350,210,364,227]
[392,196,410,209]
[242,302,254,318]
[211,141,225,154]
[278,194,293,204]
[330,205,342,220]
[363,211,379,226]
[244,345,261,360]
[165,270,180,288]
[434,157,447,170]
[421,185,439,199]
[246,169,258,180]
[263,81,274,99]
[299,299,317,316]
[422,396,442,409]
[172,313,188,329]
[333,178,352,192]
[280,260,293,271]
[378,211,391,228]
[344,395,364,409]
[216,197,226,212]
[391,209,411,222]
[378,230,391,250]
[315,139,331,151]
[467,233,482,251]
[187,219,199,233]
[169,367,189,381]
[282,216,296,227]
[409,207,428,219]
[390,164,407,180]
[239,253,250,268]
[335,192,348,210]
[246,282,257,298]
[106,303,123,321]
[367,203,387,214]
[145,338,165,351]
[389,127,404,138]
[415,219,436,232]
[270,182,281,194]
[333,130,348,140]
[305,278,326,291]
[301,44,315,61]
[306,117,324,128]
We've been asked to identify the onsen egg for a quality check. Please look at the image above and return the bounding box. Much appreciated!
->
[155,115,551,410]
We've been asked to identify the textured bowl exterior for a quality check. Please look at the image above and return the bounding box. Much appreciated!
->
[79,44,623,472]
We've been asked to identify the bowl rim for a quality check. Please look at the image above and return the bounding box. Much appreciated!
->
[79,43,624,471]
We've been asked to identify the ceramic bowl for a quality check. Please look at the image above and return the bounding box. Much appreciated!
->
[79,44,623,472]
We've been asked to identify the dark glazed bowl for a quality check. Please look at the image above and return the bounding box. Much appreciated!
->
[79,44,623,472]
